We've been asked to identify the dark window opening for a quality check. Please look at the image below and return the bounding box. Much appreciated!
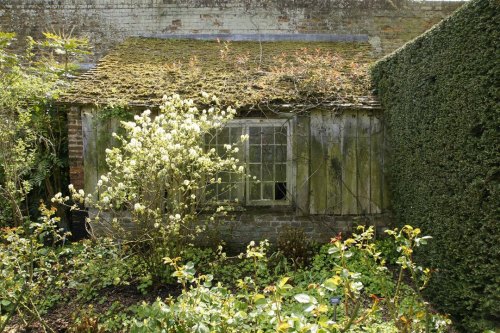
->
[275,182,287,200]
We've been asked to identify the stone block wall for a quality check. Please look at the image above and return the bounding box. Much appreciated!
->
[211,210,390,251]
[1,0,464,59]
[91,208,390,252]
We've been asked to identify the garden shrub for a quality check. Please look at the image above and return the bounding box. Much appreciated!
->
[0,205,70,330]
[277,226,315,268]
[372,0,499,330]
[67,238,137,301]
[124,226,452,333]
[0,31,90,228]
[57,93,246,286]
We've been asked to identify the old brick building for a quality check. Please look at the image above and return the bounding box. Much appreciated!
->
[60,36,387,246]
[1,0,465,246]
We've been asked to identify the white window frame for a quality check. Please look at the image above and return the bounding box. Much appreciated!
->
[209,118,293,206]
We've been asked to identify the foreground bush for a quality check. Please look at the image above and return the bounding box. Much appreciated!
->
[125,226,450,333]
[56,94,246,286]
[0,205,136,331]
[0,31,90,228]
[1,220,454,332]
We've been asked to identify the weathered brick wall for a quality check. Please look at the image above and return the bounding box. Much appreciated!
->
[91,208,390,252]
[209,210,390,251]
[1,0,463,59]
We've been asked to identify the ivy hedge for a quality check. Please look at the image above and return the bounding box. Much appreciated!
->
[371,0,499,330]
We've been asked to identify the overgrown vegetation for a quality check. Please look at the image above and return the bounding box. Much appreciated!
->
[62,38,373,110]
[54,93,246,286]
[372,0,499,330]
[0,10,495,328]
[0,31,90,227]
[2,213,453,332]
[1,87,455,331]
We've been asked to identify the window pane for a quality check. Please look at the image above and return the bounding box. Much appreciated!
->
[249,164,261,180]
[230,127,242,143]
[217,145,226,157]
[219,127,230,143]
[261,127,274,144]
[275,182,287,200]
[275,164,286,182]
[220,172,230,183]
[204,125,244,203]
[249,145,261,163]
[249,127,261,144]
[275,146,287,162]
[275,126,287,145]
[204,132,215,145]
[250,182,261,200]
[262,163,273,181]
[218,186,230,201]
[263,182,274,200]
[205,183,216,200]
[262,146,273,162]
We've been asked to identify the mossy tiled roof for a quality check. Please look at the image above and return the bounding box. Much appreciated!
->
[62,37,376,108]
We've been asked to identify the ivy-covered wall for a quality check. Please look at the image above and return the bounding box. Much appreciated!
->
[372,0,499,330]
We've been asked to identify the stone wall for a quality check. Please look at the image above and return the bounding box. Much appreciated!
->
[1,0,463,59]
[210,209,390,251]
[91,208,390,252]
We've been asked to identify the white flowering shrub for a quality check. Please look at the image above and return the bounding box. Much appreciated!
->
[60,93,245,283]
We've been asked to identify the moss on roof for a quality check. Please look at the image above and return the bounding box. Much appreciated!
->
[62,37,376,108]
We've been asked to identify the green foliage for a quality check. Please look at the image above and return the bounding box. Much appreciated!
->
[372,0,499,330]
[39,31,91,73]
[57,94,246,287]
[374,237,399,265]
[67,238,137,301]
[98,104,133,122]
[0,209,146,331]
[0,204,70,331]
[122,226,451,332]
[69,302,132,333]
[0,220,453,332]
[0,31,90,227]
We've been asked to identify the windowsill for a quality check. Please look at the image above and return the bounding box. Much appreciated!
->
[201,202,293,213]
[237,205,294,214]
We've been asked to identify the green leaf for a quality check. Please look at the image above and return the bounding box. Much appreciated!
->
[294,293,311,303]
[1,299,11,306]
[324,276,341,291]
[253,293,267,305]
[278,276,290,288]
[192,322,210,333]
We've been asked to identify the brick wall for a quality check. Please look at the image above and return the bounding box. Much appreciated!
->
[92,208,390,252]
[209,210,390,251]
[1,0,464,59]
